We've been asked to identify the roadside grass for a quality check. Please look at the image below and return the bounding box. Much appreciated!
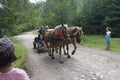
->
[81,35,120,53]
[11,38,27,69]
[32,30,38,35]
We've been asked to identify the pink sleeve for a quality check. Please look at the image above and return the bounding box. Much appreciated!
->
[19,70,30,80]
[15,69,30,80]
[0,68,30,80]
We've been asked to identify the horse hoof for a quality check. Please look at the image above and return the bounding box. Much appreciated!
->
[64,53,67,55]
[49,54,51,56]
[59,60,64,63]
[71,52,75,55]
[71,53,74,55]
[67,55,71,58]
[51,57,54,59]
[56,51,58,53]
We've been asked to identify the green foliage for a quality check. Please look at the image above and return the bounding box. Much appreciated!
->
[40,0,72,26]
[76,0,120,37]
[0,0,120,37]
[12,38,27,69]
[0,0,38,37]
[32,30,38,35]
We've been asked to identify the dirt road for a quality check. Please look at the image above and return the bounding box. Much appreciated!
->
[16,32,120,80]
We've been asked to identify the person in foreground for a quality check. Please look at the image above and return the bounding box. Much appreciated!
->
[0,38,30,80]
[105,27,112,50]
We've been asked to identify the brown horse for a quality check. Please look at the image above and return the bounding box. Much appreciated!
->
[63,26,83,57]
[43,28,54,54]
[42,28,62,57]
[48,24,71,63]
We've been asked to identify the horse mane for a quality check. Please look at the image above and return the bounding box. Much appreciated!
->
[75,26,83,34]
[54,24,62,30]
[54,24,68,30]
[73,26,82,31]
[78,26,83,34]
[69,26,83,35]
[47,29,54,32]
[53,24,68,37]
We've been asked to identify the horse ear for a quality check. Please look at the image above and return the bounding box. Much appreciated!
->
[61,24,64,27]
[64,24,68,27]
[80,26,83,29]
[80,26,83,34]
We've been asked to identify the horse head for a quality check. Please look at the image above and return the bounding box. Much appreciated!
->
[73,26,83,43]
[54,24,71,43]
[60,24,71,43]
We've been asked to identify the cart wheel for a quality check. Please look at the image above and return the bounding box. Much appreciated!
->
[33,42,36,49]
[37,44,40,53]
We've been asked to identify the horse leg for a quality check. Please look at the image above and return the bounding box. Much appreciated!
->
[51,47,54,59]
[59,47,64,63]
[63,44,67,55]
[71,41,77,55]
[66,44,71,58]
[46,42,51,56]
[49,44,52,57]
[55,47,58,53]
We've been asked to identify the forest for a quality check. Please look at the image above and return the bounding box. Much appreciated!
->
[0,0,120,37]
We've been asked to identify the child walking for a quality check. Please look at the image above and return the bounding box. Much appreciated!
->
[0,38,30,80]
[105,27,112,50]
